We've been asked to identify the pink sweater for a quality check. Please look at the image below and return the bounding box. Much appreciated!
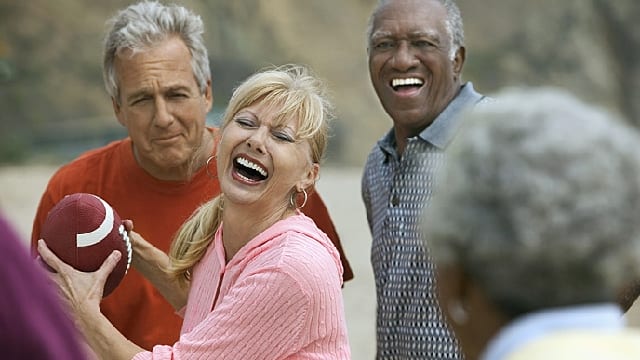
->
[132,213,351,359]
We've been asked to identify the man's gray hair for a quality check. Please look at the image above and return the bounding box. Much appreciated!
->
[423,87,640,317]
[366,0,465,59]
[103,1,211,103]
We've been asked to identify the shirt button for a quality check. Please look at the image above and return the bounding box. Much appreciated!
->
[390,195,399,207]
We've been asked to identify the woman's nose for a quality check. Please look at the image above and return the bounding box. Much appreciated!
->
[246,128,267,154]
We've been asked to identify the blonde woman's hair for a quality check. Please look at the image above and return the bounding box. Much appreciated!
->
[168,64,333,284]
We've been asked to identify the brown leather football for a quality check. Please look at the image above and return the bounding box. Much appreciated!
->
[40,193,131,297]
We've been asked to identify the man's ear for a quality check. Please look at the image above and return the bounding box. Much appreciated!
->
[436,264,473,325]
[111,97,125,127]
[452,46,466,81]
[204,79,213,113]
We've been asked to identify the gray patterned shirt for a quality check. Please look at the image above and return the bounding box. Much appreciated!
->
[362,83,486,359]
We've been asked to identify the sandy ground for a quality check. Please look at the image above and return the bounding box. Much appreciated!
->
[2,165,639,359]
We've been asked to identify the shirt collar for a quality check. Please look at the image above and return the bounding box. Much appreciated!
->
[376,82,485,158]
[480,303,624,360]
[420,82,484,149]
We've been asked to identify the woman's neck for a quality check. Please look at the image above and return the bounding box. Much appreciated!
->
[221,202,295,262]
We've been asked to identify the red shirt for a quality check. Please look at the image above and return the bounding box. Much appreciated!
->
[31,128,352,350]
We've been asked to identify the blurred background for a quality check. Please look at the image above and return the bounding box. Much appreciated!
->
[1,0,638,166]
[0,1,639,358]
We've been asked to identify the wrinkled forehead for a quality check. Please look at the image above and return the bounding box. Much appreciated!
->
[371,0,449,38]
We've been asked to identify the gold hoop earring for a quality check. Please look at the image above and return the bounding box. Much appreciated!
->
[205,155,217,180]
[299,189,308,208]
[289,188,308,209]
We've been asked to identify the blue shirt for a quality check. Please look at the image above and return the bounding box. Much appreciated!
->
[362,82,487,359]
[481,304,624,360]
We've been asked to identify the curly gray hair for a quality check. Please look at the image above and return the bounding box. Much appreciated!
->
[366,0,465,60]
[102,1,211,104]
[423,87,640,317]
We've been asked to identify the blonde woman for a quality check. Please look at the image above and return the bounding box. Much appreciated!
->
[38,64,351,359]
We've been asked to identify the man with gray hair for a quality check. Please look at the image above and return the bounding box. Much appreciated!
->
[32,1,351,350]
[423,87,640,359]
[362,0,487,358]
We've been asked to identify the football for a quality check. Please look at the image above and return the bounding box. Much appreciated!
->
[40,193,132,297]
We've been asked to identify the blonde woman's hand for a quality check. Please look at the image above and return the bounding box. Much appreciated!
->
[37,239,121,320]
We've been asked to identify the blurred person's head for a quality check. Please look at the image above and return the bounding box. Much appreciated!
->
[367,0,465,142]
[101,1,214,181]
[1,211,88,360]
[422,87,640,359]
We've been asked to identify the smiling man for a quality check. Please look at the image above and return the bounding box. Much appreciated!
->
[361,0,488,358]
